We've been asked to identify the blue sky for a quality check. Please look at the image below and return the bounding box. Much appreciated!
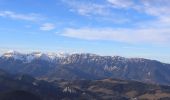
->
[0,0,170,63]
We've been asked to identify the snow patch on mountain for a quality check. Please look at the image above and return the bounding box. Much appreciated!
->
[104,65,119,71]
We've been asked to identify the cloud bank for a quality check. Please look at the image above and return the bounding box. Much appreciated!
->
[61,0,170,45]
[62,27,170,44]
[0,11,42,21]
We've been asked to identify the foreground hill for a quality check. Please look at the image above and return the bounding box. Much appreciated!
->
[54,78,170,100]
[0,69,170,100]
[0,51,170,85]
[0,69,64,100]
[0,90,41,100]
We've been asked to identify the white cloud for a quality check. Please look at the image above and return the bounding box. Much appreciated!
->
[141,0,170,22]
[40,23,55,31]
[107,0,170,22]
[61,27,170,45]
[62,0,131,23]
[0,11,42,21]
[107,0,134,8]
[63,0,170,24]
[63,0,110,16]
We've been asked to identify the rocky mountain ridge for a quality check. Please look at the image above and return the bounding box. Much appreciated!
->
[0,51,170,85]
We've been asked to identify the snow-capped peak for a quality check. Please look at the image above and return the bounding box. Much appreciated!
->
[47,52,68,59]
[3,50,21,56]
[1,51,69,62]
[25,52,50,62]
[2,50,25,60]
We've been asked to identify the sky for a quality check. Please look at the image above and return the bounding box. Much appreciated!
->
[0,0,170,63]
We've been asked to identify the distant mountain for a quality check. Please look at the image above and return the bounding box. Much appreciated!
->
[1,50,68,62]
[1,51,170,85]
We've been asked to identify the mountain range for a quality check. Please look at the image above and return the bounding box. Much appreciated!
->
[0,50,170,85]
